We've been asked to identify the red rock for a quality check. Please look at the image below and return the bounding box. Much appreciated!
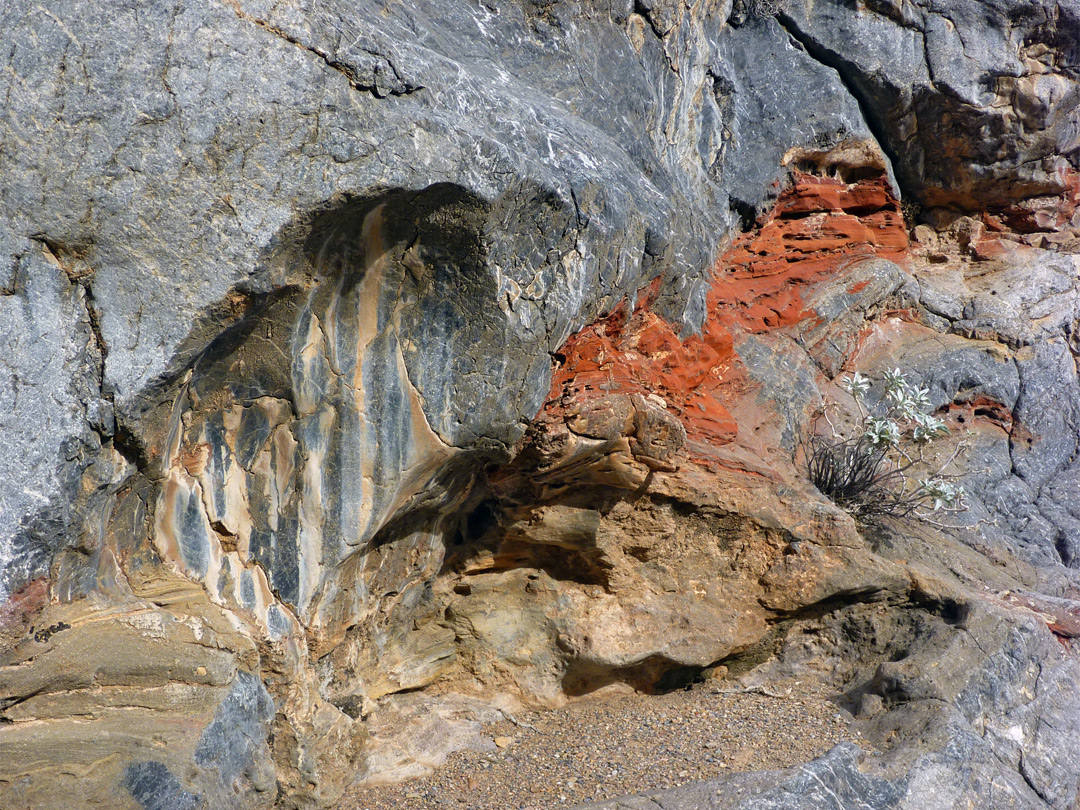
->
[0,578,50,635]
[543,170,908,456]
[998,165,1080,233]
[944,395,1014,432]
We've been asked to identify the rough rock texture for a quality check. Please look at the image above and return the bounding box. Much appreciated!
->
[779,0,1080,212]
[574,744,908,810]
[1,0,1079,808]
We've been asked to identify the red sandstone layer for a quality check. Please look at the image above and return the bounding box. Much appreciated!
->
[544,171,908,451]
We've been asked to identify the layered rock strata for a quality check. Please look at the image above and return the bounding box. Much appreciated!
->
[1,1,1079,809]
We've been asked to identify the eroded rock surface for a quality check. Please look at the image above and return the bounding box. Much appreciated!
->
[1,0,1079,808]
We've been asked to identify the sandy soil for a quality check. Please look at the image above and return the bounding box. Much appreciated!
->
[341,678,864,810]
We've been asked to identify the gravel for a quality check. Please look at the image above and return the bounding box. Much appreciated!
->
[340,678,864,810]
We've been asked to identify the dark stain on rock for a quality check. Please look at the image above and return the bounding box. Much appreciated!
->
[122,761,200,810]
[32,621,70,643]
[194,671,275,792]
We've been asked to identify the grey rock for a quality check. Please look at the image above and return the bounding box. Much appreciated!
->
[796,258,906,375]
[779,0,1080,210]
[889,334,1020,412]
[123,761,201,810]
[2,0,1079,807]
[914,249,1080,347]
[1035,462,1080,567]
[736,333,822,450]
[572,743,908,809]
[712,17,897,216]
[1011,340,1080,491]
[194,670,277,799]
[897,605,1080,810]
[895,245,1080,578]
[0,248,125,600]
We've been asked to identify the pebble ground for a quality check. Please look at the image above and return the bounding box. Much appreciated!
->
[341,679,864,810]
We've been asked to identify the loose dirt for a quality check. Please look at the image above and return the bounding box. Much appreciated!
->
[341,678,864,810]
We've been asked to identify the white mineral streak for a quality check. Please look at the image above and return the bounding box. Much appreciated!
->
[199,480,225,602]
[219,406,253,547]
[252,423,298,536]
[293,308,328,418]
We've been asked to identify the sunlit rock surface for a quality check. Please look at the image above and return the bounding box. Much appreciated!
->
[2,0,1079,808]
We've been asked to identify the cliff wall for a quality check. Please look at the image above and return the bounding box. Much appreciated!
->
[1,0,1078,808]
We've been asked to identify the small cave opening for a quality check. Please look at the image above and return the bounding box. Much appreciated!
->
[937,598,969,626]
[464,500,498,544]
[560,656,702,698]
[652,664,708,693]
[447,498,501,549]
[1054,531,1073,568]
[729,197,758,232]
[778,208,819,221]
[837,165,887,185]
[841,203,887,217]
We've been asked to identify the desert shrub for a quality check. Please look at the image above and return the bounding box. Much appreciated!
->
[900,198,922,229]
[729,0,785,25]
[750,0,785,16]
[805,369,965,520]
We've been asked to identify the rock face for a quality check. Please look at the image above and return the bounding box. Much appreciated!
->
[1,1,1078,809]
[778,0,1080,212]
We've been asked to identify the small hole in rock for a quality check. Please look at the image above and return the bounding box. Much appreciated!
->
[653,665,704,693]
[461,500,499,544]
[939,599,968,625]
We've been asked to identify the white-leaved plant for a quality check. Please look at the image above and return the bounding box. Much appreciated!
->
[807,368,967,520]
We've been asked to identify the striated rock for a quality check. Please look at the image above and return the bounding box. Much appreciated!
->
[0,579,277,809]
[1,0,1079,808]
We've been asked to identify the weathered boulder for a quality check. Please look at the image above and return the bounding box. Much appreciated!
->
[578,580,1080,810]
